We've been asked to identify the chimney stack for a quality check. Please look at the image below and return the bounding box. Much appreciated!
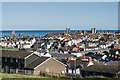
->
[112,55,114,58]
[67,57,71,61]
[97,52,99,55]
[52,56,55,58]
[97,60,99,63]
[101,53,104,55]
[115,55,118,58]
[109,54,111,57]
[89,57,92,62]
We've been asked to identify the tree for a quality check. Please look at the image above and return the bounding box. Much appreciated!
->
[99,37,105,41]
[3,65,9,73]
[76,58,82,60]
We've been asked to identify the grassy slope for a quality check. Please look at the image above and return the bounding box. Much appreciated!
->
[1,73,120,80]
[1,73,50,78]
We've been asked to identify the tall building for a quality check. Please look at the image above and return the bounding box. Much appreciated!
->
[94,28,96,33]
[82,30,86,34]
[66,28,68,33]
[68,28,71,33]
[91,28,96,34]
[11,30,16,38]
[19,33,24,38]
[66,28,70,33]
[91,28,94,34]
[101,29,102,32]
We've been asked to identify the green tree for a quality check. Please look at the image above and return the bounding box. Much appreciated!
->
[76,58,82,60]
[3,65,9,73]
[99,37,105,41]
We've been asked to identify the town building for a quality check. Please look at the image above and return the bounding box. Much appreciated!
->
[25,57,66,75]
[66,28,71,33]
[11,30,16,38]
[1,50,66,75]
[91,28,96,34]
[80,61,120,77]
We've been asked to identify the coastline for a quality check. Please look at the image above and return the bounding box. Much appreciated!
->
[0,30,119,37]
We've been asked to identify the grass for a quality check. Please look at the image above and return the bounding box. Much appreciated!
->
[0,46,14,49]
[1,73,50,78]
[1,73,120,80]
[1,73,71,80]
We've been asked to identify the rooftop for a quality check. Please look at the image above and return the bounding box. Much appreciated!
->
[1,50,32,59]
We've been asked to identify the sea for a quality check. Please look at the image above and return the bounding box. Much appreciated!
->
[0,30,119,37]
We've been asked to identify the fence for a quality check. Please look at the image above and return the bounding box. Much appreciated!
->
[10,69,25,74]
[9,69,81,78]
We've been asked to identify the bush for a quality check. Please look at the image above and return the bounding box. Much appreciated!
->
[76,58,82,60]
[99,38,105,41]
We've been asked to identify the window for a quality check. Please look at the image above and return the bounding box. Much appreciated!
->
[10,66,13,69]
[11,58,13,62]
[5,57,7,62]
[85,72,88,77]
[21,59,24,64]
[46,68,49,73]
[93,72,96,76]
[28,70,31,74]
[0,65,1,69]
[16,58,18,63]
[62,71,64,74]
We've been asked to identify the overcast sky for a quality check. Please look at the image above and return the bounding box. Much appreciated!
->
[2,2,118,30]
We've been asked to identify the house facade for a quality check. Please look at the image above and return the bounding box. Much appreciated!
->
[2,50,33,70]
[2,50,66,75]
[25,57,66,75]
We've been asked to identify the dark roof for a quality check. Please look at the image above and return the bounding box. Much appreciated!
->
[111,50,120,55]
[36,49,46,53]
[51,53,75,58]
[25,57,49,69]
[106,61,120,67]
[81,64,120,74]
[1,50,32,59]
[85,46,98,48]
[67,60,89,69]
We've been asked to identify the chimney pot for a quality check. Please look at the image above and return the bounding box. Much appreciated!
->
[89,57,92,62]
[67,57,71,61]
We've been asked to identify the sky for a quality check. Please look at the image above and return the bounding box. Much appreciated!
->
[2,2,118,30]
[2,0,120,2]
[118,2,120,30]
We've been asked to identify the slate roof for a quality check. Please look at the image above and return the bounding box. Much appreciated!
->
[105,61,120,67]
[111,50,120,55]
[51,53,75,58]
[1,50,32,59]
[25,57,49,69]
[67,60,89,69]
[81,63,120,74]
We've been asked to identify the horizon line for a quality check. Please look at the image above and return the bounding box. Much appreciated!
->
[0,29,119,31]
